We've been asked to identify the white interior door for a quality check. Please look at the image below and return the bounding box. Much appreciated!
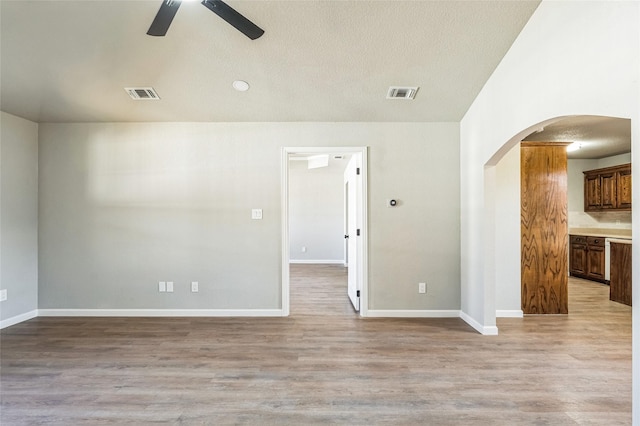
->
[345,155,361,311]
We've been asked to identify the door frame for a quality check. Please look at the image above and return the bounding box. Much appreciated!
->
[344,154,362,311]
[281,146,369,317]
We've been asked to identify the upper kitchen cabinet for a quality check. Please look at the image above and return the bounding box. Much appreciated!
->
[617,166,632,209]
[583,163,631,211]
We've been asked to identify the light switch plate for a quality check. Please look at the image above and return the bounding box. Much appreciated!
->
[191,281,199,292]
[0,289,7,301]
[252,209,263,220]
[166,281,174,292]
[159,281,166,292]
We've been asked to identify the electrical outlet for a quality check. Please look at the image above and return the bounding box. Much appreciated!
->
[159,281,166,292]
[251,209,263,220]
[166,281,174,293]
[0,289,7,301]
[191,281,199,292]
[418,282,426,294]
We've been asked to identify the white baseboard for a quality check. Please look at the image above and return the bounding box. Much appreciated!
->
[366,310,500,335]
[2,308,501,337]
[0,309,38,329]
[366,309,460,318]
[289,259,345,265]
[496,309,524,318]
[459,311,499,335]
[37,309,285,317]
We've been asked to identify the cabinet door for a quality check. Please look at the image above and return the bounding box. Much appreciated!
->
[610,242,632,306]
[587,243,605,281]
[570,242,587,276]
[600,171,617,210]
[584,174,601,211]
[617,168,632,209]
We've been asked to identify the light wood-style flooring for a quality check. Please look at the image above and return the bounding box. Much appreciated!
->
[1,265,632,425]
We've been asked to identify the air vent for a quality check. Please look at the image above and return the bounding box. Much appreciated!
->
[125,87,161,100]
[386,86,419,100]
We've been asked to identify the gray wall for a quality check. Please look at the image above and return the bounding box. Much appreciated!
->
[289,158,346,263]
[38,122,460,311]
[1,112,38,323]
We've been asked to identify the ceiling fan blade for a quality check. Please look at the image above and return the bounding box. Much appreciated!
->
[147,0,182,37]
[201,0,264,40]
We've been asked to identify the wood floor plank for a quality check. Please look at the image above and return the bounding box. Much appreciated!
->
[1,266,631,425]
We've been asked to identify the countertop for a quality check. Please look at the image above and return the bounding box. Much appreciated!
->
[569,227,632,239]
[608,238,632,245]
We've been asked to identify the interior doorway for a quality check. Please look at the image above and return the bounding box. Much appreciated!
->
[281,147,368,317]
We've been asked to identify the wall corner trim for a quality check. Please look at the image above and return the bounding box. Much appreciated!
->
[459,311,499,335]
[0,310,39,329]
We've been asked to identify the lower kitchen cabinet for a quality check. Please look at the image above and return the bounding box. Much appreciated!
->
[610,242,632,306]
[586,237,605,281]
[569,236,587,275]
[569,235,606,283]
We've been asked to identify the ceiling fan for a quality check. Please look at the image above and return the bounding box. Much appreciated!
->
[147,0,264,39]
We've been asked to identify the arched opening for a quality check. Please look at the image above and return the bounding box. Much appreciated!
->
[477,114,634,418]
[488,115,631,317]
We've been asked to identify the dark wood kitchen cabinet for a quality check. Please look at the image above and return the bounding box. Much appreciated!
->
[569,235,605,283]
[586,237,605,281]
[584,174,602,211]
[617,167,632,209]
[610,241,632,306]
[569,235,587,276]
[584,163,631,211]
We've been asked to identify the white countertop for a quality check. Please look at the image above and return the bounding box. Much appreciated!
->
[608,238,632,245]
[569,228,632,239]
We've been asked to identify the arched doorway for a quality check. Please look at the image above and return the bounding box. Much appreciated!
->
[489,115,632,317]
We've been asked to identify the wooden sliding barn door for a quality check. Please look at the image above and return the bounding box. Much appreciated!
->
[521,142,569,314]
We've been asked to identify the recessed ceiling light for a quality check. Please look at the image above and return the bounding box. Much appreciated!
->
[566,142,582,152]
[233,80,250,92]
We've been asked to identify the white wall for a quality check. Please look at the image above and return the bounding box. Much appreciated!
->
[494,143,520,315]
[460,0,638,329]
[568,153,632,229]
[0,112,38,326]
[289,159,346,263]
[37,122,460,313]
[598,152,632,169]
[459,0,639,418]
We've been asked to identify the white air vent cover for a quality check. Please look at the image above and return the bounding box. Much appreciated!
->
[386,86,419,100]
[125,87,160,100]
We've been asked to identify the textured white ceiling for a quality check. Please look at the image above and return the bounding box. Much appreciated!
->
[523,116,631,160]
[1,0,540,123]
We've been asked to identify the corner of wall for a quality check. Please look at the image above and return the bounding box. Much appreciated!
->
[459,310,499,335]
[0,112,39,324]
